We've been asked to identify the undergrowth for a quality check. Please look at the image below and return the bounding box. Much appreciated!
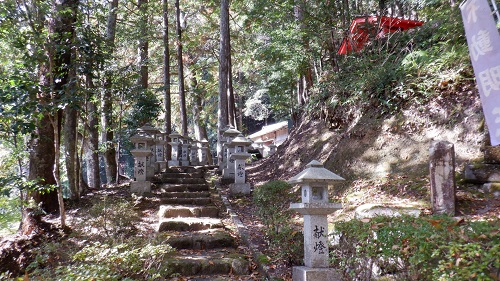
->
[331,215,500,281]
[253,180,303,265]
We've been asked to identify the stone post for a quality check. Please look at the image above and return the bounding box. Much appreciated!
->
[130,133,153,195]
[199,138,209,166]
[168,132,181,167]
[180,136,190,166]
[155,131,167,172]
[429,141,456,216]
[289,160,343,281]
[190,139,199,166]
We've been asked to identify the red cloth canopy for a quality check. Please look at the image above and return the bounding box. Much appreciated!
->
[338,16,424,55]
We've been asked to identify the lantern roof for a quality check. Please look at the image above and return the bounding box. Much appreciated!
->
[229,134,252,146]
[223,127,241,137]
[289,160,344,184]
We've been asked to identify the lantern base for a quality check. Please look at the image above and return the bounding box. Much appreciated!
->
[130,181,151,195]
[168,160,180,167]
[292,266,340,281]
[229,183,251,195]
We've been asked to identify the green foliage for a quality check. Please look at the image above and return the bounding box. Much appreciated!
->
[87,196,140,237]
[253,180,303,265]
[26,238,175,280]
[331,215,500,280]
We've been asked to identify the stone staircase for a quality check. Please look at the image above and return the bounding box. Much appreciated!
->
[153,167,252,280]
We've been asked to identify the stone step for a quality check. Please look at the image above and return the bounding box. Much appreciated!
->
[159,171,205,179]
[159,183,209,192]
[160,191,211,198]
[165,229,236,250]
[160,197,213,206]
[164,251,250,277]
[464,163,500,183]
[159,205,219,218]
[160,177,207,184]
[164,167,204,174]
[158,217,224,232]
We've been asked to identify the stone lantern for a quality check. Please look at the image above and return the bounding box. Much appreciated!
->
[223,134,249,180]
[221,127,241,170]
[288,160,344,281]
[229,135,253,195]
[138,124,159,179]
[168,131,182,167]
[180,136,190,166]
[198,138,210,166]
[129,132,153,195]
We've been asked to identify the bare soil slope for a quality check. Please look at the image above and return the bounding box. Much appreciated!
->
[247,83,496,218]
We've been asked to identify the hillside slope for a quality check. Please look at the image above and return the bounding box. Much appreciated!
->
[247,82,494,217]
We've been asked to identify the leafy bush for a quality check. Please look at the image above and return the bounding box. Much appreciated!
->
[26,238,175,280]
[253,180,303,265]
[87,196,140,237]
[331,215,500,280]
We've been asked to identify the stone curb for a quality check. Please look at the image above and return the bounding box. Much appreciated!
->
[215,181,274,280]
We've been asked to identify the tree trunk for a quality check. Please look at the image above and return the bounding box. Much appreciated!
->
[29,0,79,214]
[227,49,236,128]
[176,0,188,136]
[138,0,149,90]
[101,0,119,184]
[218,0,230,165]
[87,77,100,189]
[163,0,172,160]
[64,105,79,200]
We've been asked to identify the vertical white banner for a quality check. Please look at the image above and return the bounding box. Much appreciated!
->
[460,0,500,145]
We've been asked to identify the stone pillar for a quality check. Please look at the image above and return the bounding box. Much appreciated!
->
[190,139,199,166]
[429,141,456,216]
[138,124,160,179]
[168,132,181,167]
[180,136,190,166]
[155,131,167,172]
[229,152,251,195]
[199,138,209,166]
[289,160,343,281]
[129,133,153,195]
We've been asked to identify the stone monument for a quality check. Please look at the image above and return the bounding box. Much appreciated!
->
[228,135,253,195]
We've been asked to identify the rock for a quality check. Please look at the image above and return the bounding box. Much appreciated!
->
[354,204,421,219]
[464,163,500,183]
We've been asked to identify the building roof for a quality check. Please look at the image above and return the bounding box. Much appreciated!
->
[248,121,289,139]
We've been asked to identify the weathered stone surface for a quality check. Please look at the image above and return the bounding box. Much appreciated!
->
[158,217,223,232]
[160,197,212,206]
[292,266,341,281]
[160,191,211,198]
[165,254,249,276]
[429,141,456,216]
[159,183,209,192]
[159,205,219,218]
[483,146,500,164]
[483,183,500,197]
[354,203,421,219]
[165,230,236,250]
[464,163,500,183]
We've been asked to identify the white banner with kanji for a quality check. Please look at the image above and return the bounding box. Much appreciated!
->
[460,0,500,145]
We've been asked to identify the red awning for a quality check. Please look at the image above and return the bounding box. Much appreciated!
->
[338,16,424,55]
